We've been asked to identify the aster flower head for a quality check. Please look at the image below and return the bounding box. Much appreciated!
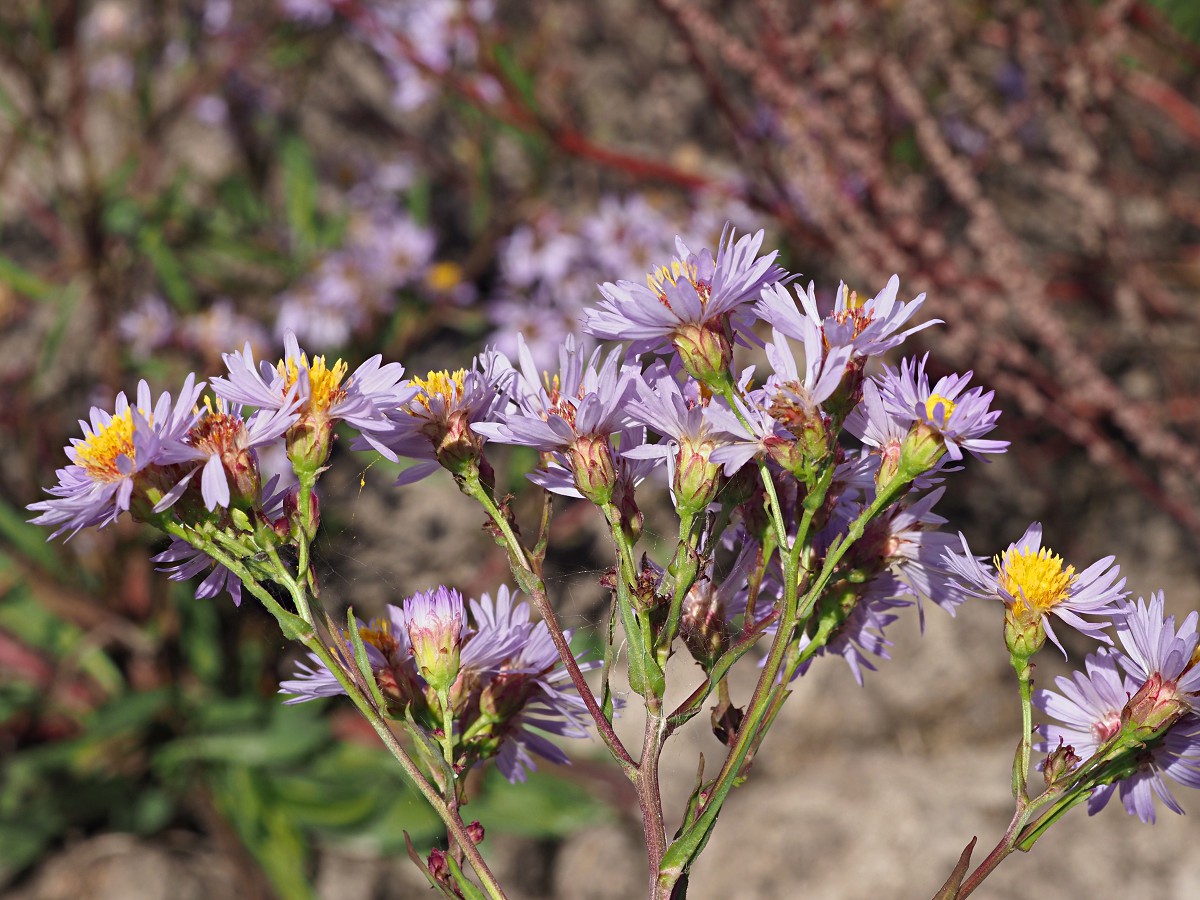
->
[877,355,1008,470]
[30,374,205,539]
[756,275,941,361]
[212,331,414,475]
[1114,592,1200,735]
[474,335,640,504]
[943,522,1128,658]
[280,585,595,784]
[843,487,969,627]
[355,349,510,487]
[778,572,914,686]
[584,225,785,386]
[1035,648,1200,824]
[156,396,299,514]
[622,364,739,513]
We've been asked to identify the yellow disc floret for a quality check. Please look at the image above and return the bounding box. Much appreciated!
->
[358,620,399,658]
[411,369,467,412]
[925,393,956,426]
[75,407,137,482]
[996,546,1076,617]
[648,258,710,305]
[277,353,348,413]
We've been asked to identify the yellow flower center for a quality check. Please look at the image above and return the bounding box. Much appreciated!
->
[411,369,467,412]
[424,261,464,293]
[924,393,956,425]
[75,407,138,481]
[996,546,1076,616]
[647,258,711,305]
[358,620,399,658]
[277,353,348,413]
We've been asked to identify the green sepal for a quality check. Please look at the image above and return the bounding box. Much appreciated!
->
[346,605,387,712]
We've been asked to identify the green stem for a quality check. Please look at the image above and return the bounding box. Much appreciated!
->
[460,475,636,772]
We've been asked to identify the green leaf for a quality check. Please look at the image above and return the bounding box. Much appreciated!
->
[346,605,386,710]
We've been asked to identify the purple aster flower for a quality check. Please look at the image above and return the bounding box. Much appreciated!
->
[474,335,640,503]
[622,364,740,510]
[876,355,1008,463]
[280,584,595,783]
[584,226,785,383]
[1035,648,1200,824]
[775,572,914,686]
[30,375,206,539]
[212,331,412,437]
[1115,592,1200,722]
[943,522,1128,654]
[844,487,969,626]
[755,275,941,360]
[156,397,299,512]
[585,226,783,350]
[354,349,511,485]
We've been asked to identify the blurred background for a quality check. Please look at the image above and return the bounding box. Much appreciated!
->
[2,1,1200,897]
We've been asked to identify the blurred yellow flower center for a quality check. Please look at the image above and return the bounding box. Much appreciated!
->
[412,369,466,412]
[996,547,1076,616]
[925,393,956,424]
[278,353,348,412]
[648,258,710,305]
[358,621,399,657]
[425,261,464,293]
[76,407,137,481]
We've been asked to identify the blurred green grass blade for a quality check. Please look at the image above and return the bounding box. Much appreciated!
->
[282,134,319,254]
[37,279,84,377]
[0,255,54,301]
[0,497,59,569]
[139,227,197,311]
[0,589,125,696]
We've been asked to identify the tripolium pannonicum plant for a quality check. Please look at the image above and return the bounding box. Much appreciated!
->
[31,227,1200,899]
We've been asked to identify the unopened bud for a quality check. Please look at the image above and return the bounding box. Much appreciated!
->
[1122,672,1189,741]
[569,434,619,505]
[673,317,734,392]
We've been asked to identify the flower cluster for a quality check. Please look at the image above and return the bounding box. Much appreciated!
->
[1035,593,1200,823]
[281,585,594,783]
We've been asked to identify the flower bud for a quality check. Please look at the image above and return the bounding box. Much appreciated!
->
[404,587,466,694]
[1043,739,1082,788]
[674,434,722,514]
[569,434,619,505]
[673,317,734,392]
[1122,672,1189,741]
